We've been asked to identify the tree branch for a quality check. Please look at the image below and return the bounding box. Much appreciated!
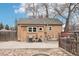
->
[54,8,67,19]
[71,3,78,12]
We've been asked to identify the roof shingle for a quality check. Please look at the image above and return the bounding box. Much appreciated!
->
[17,18,63,25]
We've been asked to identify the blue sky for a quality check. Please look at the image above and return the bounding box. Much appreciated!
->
[0,3,27,27]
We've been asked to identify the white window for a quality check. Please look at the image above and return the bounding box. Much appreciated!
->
[28,27,32,32]
[33,27,36,32]
[28,27,36,32]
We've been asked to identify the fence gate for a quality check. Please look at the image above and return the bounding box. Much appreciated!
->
[0,31,17,41]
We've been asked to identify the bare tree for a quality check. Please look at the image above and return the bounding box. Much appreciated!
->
[42,3,49,18]
[53,3,79,32]
[24,3,50,18]
[24,3,35,18]
[24,3,79,32]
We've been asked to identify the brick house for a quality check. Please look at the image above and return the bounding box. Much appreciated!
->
[17,18,62,42]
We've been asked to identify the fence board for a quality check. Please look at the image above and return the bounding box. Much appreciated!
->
[0,31,17,41]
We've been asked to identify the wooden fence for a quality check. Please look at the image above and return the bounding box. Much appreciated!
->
[59,32,79,55]
[0,31,17,41]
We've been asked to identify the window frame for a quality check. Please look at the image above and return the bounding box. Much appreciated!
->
[33,27,37,32]
[28,27,32,32]
[27,27,37,32]
[48,26,52,31]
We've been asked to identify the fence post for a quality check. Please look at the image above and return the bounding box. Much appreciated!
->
[58,33,60,47]
[76,33,78,55]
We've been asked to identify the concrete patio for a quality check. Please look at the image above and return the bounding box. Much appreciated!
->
[0,41,74,56]
[0,41,58,49]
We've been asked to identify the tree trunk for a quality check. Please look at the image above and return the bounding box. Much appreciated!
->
[64,17,70,32]
[64,11,71,32]
[33,3,35,18]
[44,4,49,18]
[45,5,48,18]
[64,4,72,32]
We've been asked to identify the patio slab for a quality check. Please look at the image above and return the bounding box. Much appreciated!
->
[0,41,58,49]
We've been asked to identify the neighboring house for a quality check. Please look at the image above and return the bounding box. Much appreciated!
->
[17,18,63,42]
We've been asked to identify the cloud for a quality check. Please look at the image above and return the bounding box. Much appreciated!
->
[14,3,26,14]
[14,7,25,13]
[14,3,34,17]
[27,12,33,16]
[14,3,34,16]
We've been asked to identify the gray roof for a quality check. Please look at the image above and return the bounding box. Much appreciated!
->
[17,18,63,25]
